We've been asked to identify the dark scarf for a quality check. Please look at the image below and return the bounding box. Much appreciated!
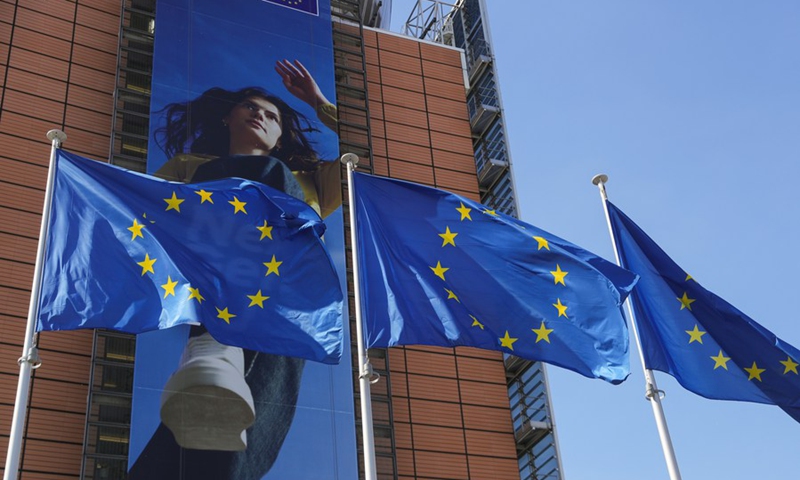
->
[190,155,305,201]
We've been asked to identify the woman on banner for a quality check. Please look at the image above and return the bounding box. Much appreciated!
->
[129,59,341,480]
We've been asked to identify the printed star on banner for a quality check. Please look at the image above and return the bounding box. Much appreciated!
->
[263,255,282,276]
[247,290,270,308]
[438,227,457,247]
[216,307,236,324]
[552,298,568,318]
[430,261,449,281]
[137,254,156,276]
[533,236,549,251]
[456,202,472,221]
[677,292,696,311]
[229,197,247,214]
[499,331,518,350]
[187,286,205,304]
[164,192,184,212]
[128,219,145,240]
[161,276,178,298]
[550,265,568,286]
[532,321,553,343]
[686,325,707,344]
[195,189,213,204]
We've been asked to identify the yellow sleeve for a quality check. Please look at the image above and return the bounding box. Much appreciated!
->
[314,160,342,219]
[316,103,338,132]
[293,161,341,219]
[294,171,321,217]
[154,154,215,182]
[299,103,341,218]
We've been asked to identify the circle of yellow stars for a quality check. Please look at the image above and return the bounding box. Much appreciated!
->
[124,186,294,328]
[422,201,576,354]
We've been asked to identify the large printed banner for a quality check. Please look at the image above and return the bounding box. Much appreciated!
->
[128,0,358,478]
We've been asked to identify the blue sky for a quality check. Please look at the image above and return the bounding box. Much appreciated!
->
[388,2,800,479]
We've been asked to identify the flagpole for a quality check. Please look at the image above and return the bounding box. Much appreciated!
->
[341,153,379,480]
[4,130,67,480]
[592,174,682,480]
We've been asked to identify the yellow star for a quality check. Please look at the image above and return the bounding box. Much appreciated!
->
[552,298,568,318]
[216,307,236,324]
[780,356,799,375]
[499,331,518,350]
[263,255,282,276]
[685,273,693,281]
[677,292,696,311]
[710,350,730,370]
[532,321,554,343]
[430,261,449,281]
[164,192,184,212]
[187,286,204,304]
[744,361,766,382]
[257,220,274,240]
[685,324,707,344]
[137,253,156,276]
[195,189,213,204]
[550,264,568,286]
[533,236,550,251]
[483,209,498,216]
[438,226,458,247]
[247,289,270,308]
[229,196,247,214]
[456,202,472,221]
[161,276,178,298]
[444,288,460,302]
[469,315,484,330]
[128,218,145,240]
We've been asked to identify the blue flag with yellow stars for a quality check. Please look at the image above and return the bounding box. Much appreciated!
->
[37,150,342,364]
[353,172,638,384]
[607,201,800,421]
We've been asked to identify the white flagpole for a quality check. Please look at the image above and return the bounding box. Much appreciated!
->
[592,174,682,480]
[341,153,379,480]
[4,130,67,480]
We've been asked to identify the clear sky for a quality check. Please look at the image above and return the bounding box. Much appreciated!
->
[390,2,800,479]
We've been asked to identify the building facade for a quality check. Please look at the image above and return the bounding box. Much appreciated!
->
[0,0,559,478]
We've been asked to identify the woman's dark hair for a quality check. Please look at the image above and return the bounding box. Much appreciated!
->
[155,86,321,171]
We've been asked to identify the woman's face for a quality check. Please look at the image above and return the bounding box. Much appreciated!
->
[224,96,283,156]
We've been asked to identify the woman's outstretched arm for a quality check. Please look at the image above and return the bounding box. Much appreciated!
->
[275,59,331,109]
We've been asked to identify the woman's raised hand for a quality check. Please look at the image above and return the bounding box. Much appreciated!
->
[275,59,330,109]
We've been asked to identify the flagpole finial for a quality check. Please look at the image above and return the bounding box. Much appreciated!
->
[46,129,67,147]
[592,174,608,186]
[340,152,359,167]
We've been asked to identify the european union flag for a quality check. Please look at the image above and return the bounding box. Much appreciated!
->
[262,0,319,15]
[607,201,800,421]
[38,150,342,364]
[353,173,638,383]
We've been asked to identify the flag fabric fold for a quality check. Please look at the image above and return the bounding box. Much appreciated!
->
[38,150,343,364]
[353,172,638,384]
[607,200,800,421]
